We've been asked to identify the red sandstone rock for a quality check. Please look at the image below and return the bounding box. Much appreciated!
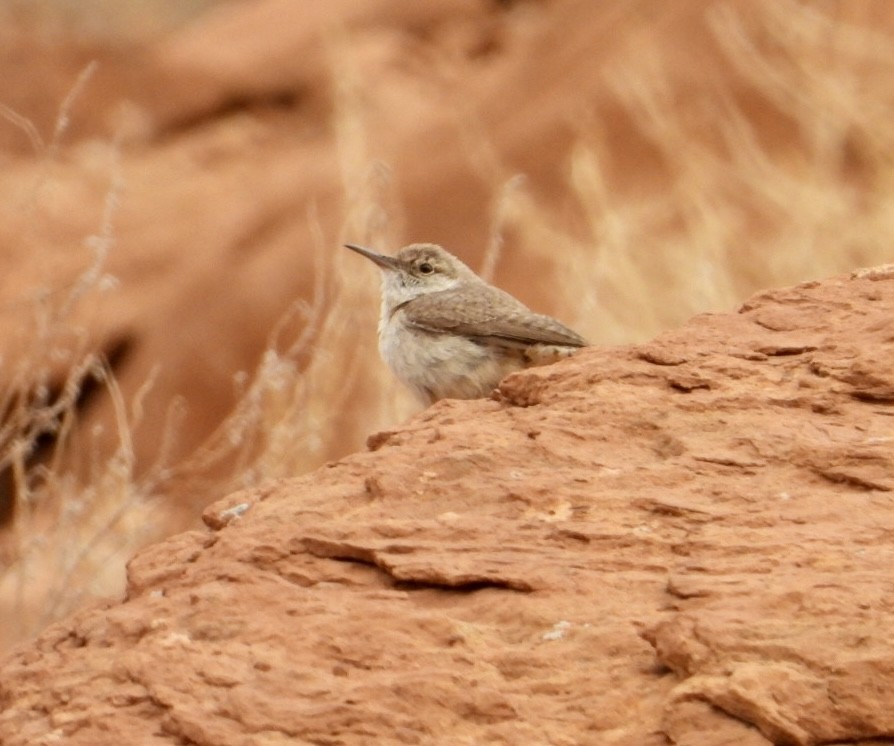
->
[0,267,891,745]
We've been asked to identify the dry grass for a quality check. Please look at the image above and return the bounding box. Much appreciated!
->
[2,0,894,652]
[0,64,161,646]
[491,0,894,346]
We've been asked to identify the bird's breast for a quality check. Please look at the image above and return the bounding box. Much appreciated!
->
[377,312,524,403]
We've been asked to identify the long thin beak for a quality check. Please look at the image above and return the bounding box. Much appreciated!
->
[344,243,400,271]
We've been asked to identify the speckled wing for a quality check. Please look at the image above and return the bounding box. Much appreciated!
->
[401,285,588,348]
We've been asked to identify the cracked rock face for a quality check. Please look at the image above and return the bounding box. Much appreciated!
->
[0,266,892,745]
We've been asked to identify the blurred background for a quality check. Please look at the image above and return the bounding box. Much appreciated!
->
[1,0,892,650]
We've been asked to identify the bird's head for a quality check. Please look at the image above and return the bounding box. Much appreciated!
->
[345,242,479,307]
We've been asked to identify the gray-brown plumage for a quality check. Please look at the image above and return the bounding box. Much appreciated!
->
[345,242,588,404]
[402,285,586,349]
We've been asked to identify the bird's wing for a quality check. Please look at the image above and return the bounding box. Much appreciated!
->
[401,286,588,348]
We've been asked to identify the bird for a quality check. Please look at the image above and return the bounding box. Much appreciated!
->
[344,242,588,404]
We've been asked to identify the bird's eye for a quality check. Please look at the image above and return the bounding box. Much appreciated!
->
[419,262,434,274]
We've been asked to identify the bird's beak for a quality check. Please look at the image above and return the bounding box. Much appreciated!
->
[344,244,400,271]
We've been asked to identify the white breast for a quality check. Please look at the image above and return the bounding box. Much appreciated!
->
[378,309,525,403]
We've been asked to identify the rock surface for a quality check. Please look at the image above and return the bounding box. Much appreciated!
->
[1,266,892,745]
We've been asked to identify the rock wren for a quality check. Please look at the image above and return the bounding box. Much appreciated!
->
[345,242,587,404]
